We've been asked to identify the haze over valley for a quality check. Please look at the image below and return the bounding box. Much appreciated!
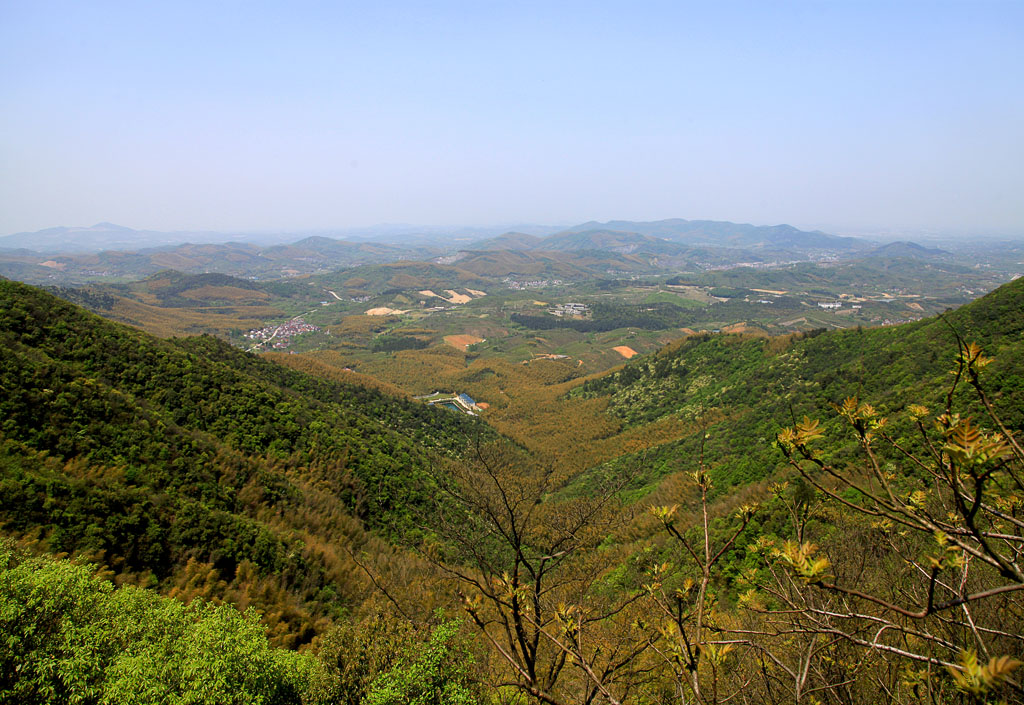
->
[3,2,1024,703]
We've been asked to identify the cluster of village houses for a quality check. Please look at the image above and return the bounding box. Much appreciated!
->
[245,318,321,349]
[503,276,564,289]
[549,302,589,317]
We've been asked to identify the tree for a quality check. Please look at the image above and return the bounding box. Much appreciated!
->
[646,437,758,705]
[772,338,1024,703]
[632,336,1024,704]
[364,620,479,705]
[0,544,323,704]
[422,440,656,705]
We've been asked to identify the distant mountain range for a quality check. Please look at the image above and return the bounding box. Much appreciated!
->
[463,219,871,259]
[5,218,963,287]
[0,222,564,254]
[550,219,869,250]
[0,235,445,284]
[1,218,867,255]
[0,222,291,253]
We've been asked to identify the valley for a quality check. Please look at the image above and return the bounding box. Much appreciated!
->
[20,221,1015,371]
[2,222,1024,704]
[6,3,1023,700]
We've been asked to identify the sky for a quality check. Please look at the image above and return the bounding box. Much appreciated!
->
[1,0,1022,237]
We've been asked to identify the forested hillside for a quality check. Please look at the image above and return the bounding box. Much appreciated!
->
[2,277,1023,703]
[0,279,488,644]
[1,544,479,705]
[573,276,1024,496]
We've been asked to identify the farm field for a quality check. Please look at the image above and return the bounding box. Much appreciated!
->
[443,333,485,350]
[44,251,1024,383]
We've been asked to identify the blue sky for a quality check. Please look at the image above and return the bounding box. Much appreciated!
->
[1,1,1022,235]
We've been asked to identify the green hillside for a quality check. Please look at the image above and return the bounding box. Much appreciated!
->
[3,276,1024,703]
[669,257,1002,305]
[574,275,1024,494]
[452,247,659,278]
[0,279,487,644]
[313,261,488,295]
[1,545,477,705]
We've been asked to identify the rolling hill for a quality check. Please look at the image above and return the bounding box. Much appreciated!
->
[527,229,681,254]
[0,222,266,253]
[3,269,1024,704]
[0,235,444,284]
[446,247,662,278]
[571,274,1024,495]
[465,231,544,251]
[866,240,950,258]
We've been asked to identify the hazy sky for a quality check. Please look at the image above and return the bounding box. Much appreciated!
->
[2,1,1022,236]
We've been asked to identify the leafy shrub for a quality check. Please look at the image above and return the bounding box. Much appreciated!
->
[0,545,326,704]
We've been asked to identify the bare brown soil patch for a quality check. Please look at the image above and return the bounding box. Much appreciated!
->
[444,334,484,350]
[444,290,472,304]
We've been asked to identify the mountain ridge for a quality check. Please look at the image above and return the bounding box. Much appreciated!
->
[553,218,870,250]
